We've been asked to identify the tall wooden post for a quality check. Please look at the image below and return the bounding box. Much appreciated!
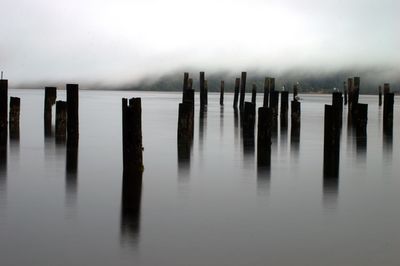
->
[9,97,20,140]
[323,105,341,178]
[280,91,289,128]
[233,78,240,109]
[291,100,301,145]
[44,87,57,136]
[239,72,247,111]
[122,98,143,173]
[66,84,79,143]
[332,92,343,127]
[220,81,224,106]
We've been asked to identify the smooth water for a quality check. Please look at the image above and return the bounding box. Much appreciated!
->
[0,90,399,266]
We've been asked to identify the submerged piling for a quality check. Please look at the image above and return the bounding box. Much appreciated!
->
[233,78,240,109]
[55,101,67,142]
[66,84,79,142]
[239,72,247,111]
[122,98,143,173]
[220,81,224,106]
[9,97,20,139]
[44,86,57,136]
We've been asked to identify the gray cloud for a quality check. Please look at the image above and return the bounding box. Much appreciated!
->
[1,0,399,87]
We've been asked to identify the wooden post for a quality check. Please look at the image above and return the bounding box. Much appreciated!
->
[66,84,79,142]
[204,80,208,106]
[233,78,240,109]
[122,98,143,173]
[347,78,354,114]
[0,79,8,140]
[9,97,20,139]
[343,81,348,105]
[257,107,272,167]
[378,86,382,107]
[199,72,205,107]
[355,103,368,151]
[44,86,57,136]
[280,91,289,128]
[55,101,67,142]
[293,84,298,101]
[332,92,343,127]
[291,100,301,146]
[268,78,278,116]
[263,77,269,107]
[220,81,224,106]
[251,84,257,105]
[353,77,360,107]
[323,105,341,178]
[383,92,394,136]
[239,72,247,111]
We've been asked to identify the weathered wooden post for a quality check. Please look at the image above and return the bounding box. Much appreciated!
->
[257,107,272,168]
[378,86,382,107]
[383,92,394,136]
[280,91,289,128]
[323,105,341,178]
[343,81,348,105]
[9,97,20,139]
[177,101,194,160]
[383,83,390,94]
[353,77,360,108]
[199,72,205,108]
[0,79,7,145]
[251,84,257,105]
[268,78,278,116]
[233,78,240,109]
[44,86,57,136]
[66,84,79,143]
[332,92,343,127]
[220,81,224,106]
[347,78,354,121]
[55,101,67,142]
[263,77,269,107]
[122,98,144,173]
[239,72,247,111]
[242,102,255,134]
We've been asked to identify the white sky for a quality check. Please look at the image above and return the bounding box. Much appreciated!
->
[0,0,399,86]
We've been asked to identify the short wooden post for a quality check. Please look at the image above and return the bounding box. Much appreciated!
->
[355,103,368,150]
[383,92,394,136]
[219,81,224,106]
[263,77,269,107]
[55,101,67,142]
[343,81,348,105]
[347,78,354,117]
[199,72,205,107]
[9,97,20,139]
[378,86,382,107]
[280,91,289,128]
[66,84,79,142]
[122,98,143,173]
[44,86,57,136]
[0,79,8,144]
[233,78,240,109]
[257,107,272,167]
[177,102,194,144]
[239,72,247,111]
[251,84,257,105]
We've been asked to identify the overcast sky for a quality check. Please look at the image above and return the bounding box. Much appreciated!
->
[1,0,399,86]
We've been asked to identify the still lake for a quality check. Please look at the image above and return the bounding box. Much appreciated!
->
[0,89,399,266]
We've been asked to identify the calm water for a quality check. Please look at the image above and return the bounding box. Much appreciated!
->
[0,89,399,266]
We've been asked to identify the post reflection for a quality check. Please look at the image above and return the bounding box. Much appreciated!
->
[66,140,78,205]
[120,170,143,247]
[323,145,339,209]
[0,128,7,197]
[177,137,191,182]
[219,106,224,138]
[290,125,300,159]
[234,108,239,146]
